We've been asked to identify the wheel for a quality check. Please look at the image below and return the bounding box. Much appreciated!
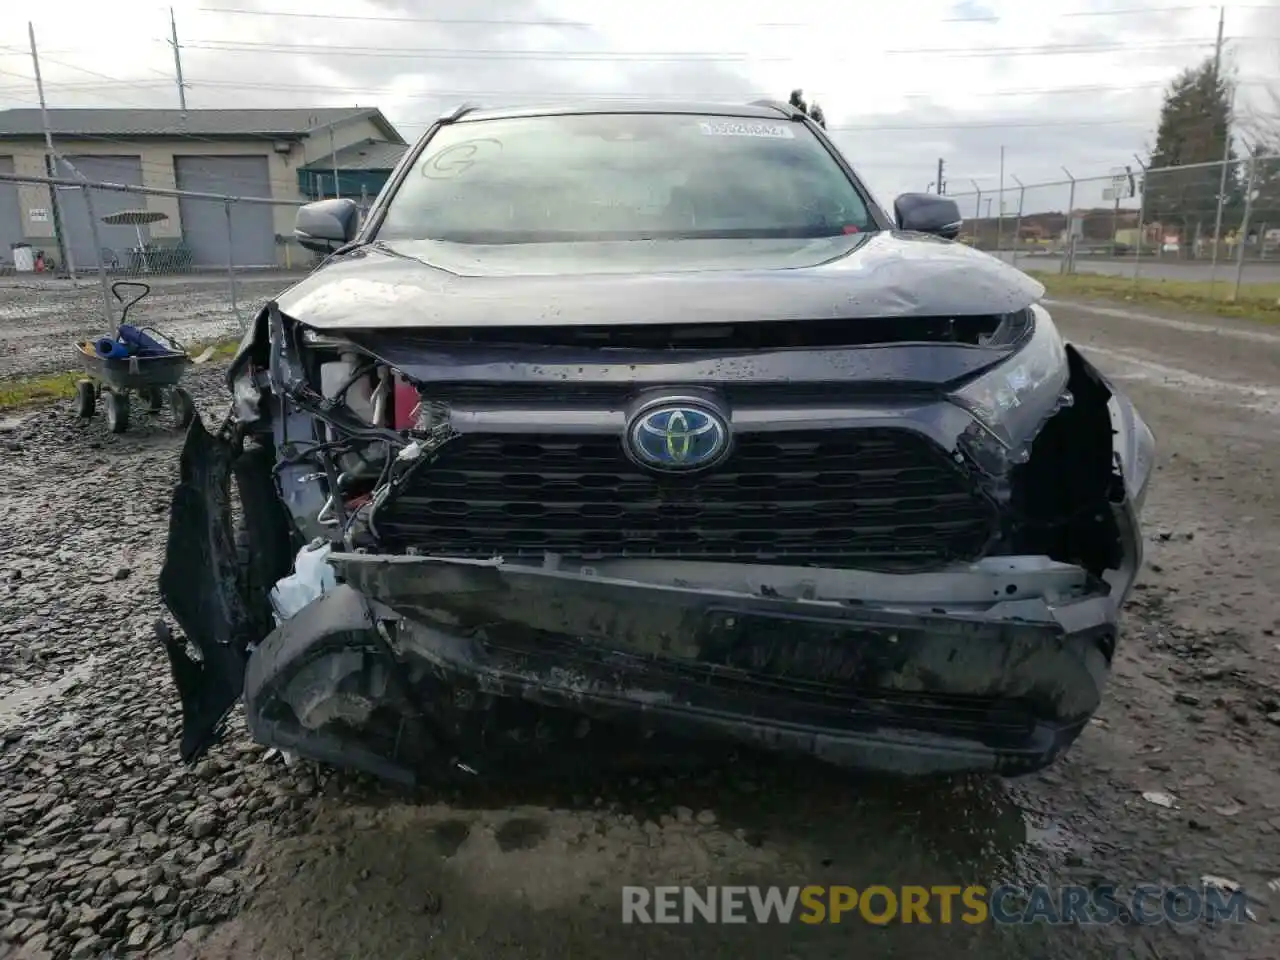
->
[144,388,164,413]
[104,391,130,434]
[74,380,96,419]
[170,386,195,429]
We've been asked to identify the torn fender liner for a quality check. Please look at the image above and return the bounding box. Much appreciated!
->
[157,414,255,762]
[242,584,433,786]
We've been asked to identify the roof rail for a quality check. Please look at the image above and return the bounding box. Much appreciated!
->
[438,102,481,123]
[749,99,804,119]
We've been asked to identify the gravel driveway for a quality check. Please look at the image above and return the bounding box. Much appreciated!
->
[1,297,1278,960]
[0,274,302,381]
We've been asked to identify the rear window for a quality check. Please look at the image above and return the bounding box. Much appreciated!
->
[376,112,875,243]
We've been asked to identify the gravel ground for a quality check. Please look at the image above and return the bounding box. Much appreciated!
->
[1,297,1279,960]
[0,274,303,381]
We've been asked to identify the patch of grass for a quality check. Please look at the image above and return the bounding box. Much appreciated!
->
[0,370,83,409]
[0,337,239,411]
[200,339,241,362]
[1026,270,1280,324]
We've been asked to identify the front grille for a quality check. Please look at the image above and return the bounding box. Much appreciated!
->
[375,428,997,571]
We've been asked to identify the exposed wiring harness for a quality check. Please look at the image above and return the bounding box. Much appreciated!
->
[263,301,462,545]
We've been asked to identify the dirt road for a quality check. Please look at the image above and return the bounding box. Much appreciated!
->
[1,296,1278,960]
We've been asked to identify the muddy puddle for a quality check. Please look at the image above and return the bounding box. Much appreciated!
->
[172,757,1092,960]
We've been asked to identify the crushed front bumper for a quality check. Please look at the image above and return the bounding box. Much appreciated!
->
[158,414,1133,782]
[239,551,1118,782]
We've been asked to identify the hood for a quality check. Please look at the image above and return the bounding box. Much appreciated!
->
[275,231,1044,330]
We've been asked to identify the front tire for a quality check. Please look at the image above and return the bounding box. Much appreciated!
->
[74,380,96,419]
[104,391,129,434]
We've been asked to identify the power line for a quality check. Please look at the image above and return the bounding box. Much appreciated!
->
[177,37,1238,61]
[171,76,1273,104]
[32,52,180,100]
[0,79,172,94]
[195,7,598,28]
[827,118,1153,131]
[8,69,1270,107]
[0,49,328,188]
[191,4,1233,27]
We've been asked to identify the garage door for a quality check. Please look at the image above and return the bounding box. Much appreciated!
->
[59,155,146,271]
[0,158,23,270]
[174,156,275,267]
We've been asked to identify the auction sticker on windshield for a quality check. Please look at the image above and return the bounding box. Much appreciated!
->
[698,120,795,139]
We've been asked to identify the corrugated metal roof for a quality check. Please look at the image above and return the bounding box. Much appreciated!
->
[0,107,405,142]
[302,139,409,172]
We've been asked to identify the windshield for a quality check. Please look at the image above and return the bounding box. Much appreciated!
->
[375,112,876,244]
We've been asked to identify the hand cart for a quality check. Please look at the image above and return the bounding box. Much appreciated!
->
[73,281,196,434]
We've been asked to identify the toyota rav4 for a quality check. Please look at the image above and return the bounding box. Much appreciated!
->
[159,100,1154,783]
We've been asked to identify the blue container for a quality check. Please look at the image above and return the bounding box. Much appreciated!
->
[117,324,171,357]
[95,337,129,360]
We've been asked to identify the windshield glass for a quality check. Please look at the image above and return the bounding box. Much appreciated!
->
[375,112,875,243]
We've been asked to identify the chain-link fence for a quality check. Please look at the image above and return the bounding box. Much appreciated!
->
[0,168,329,360]
[944,154,1280,297]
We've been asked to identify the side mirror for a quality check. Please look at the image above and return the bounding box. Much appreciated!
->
[894,193,963,240]
[295,198,360,253]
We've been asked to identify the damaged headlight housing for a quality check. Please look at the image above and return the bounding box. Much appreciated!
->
[950,304,1070,456]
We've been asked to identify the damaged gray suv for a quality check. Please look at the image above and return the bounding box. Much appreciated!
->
[159,100,1154,783]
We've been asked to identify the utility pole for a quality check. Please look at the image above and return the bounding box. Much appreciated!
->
[1212,5,1225,78]
[1210,6,1231,285]
[168,7,188,111]
[28,22,73,279]
[329,124,341,198]
[936,158,945,195]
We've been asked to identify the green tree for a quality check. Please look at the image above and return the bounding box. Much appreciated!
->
[1241,74,1280,240]
[1242,144,1280,247]
[788,89,826,129]
[1144,56,1236,248]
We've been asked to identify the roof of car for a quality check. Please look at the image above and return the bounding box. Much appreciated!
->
[451,100,800,124]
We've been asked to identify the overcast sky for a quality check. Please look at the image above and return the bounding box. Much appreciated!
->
[2,0,1277,213]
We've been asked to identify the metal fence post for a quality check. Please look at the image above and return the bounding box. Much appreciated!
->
[74,185,114,328]
[1061,168,1076,275]
[224,198,241,329]
[56,152,112,327]
[1209,143,1231,283]
[1131,160,1148,290]
[43,155,74,280]
[969,179,982,220]
[996,145,1005,256]
[1010,175,1025,270]
[1232,156,1256,301]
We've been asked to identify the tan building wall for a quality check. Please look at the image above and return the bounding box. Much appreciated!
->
[2,115,385,266]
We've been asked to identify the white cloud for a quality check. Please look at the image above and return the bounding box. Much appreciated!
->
[2,0,1276,210]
